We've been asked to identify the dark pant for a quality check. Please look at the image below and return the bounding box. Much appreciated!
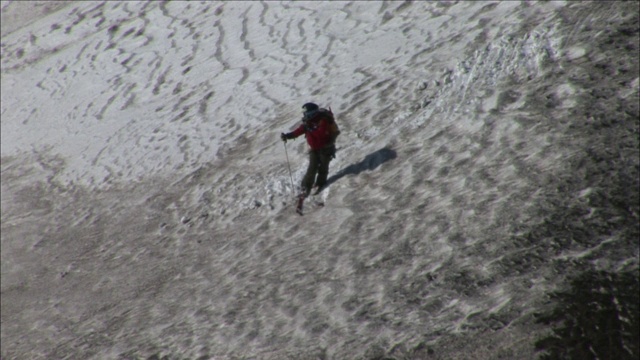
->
[301,148,332,196]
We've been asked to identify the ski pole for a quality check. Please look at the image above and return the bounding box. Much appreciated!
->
[283,141,296,197]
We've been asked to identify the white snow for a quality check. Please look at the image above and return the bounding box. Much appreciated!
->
[2,1,638,359]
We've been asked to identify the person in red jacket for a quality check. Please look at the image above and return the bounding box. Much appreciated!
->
[281,102,340,198]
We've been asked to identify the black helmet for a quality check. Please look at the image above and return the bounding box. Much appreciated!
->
[302,102,319,112]
[302,102,319,121]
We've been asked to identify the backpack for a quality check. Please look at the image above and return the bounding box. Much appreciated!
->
[318,107,340,144]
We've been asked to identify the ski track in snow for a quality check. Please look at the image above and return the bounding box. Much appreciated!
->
[1,1,639,359]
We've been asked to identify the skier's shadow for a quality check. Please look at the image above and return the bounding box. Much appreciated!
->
[325,147,397,188]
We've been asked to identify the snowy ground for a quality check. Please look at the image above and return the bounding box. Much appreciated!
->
[1,1,638,359]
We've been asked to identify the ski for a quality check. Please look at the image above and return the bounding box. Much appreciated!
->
[294,193,325,215]
[295,194,305,215]
[294,184,329,215]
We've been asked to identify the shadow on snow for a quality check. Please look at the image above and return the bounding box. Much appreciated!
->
[325,147,397,188]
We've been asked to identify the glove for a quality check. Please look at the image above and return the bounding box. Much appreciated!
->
[281,132,291,142]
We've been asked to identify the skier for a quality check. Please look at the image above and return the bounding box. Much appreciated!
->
[281,102,340,202]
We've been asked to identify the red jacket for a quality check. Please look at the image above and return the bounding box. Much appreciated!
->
[290,114,336,150]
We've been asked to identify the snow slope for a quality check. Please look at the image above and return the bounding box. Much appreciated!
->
[2,1,638,359]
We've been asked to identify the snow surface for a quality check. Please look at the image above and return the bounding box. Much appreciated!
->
[1,1,638,359]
